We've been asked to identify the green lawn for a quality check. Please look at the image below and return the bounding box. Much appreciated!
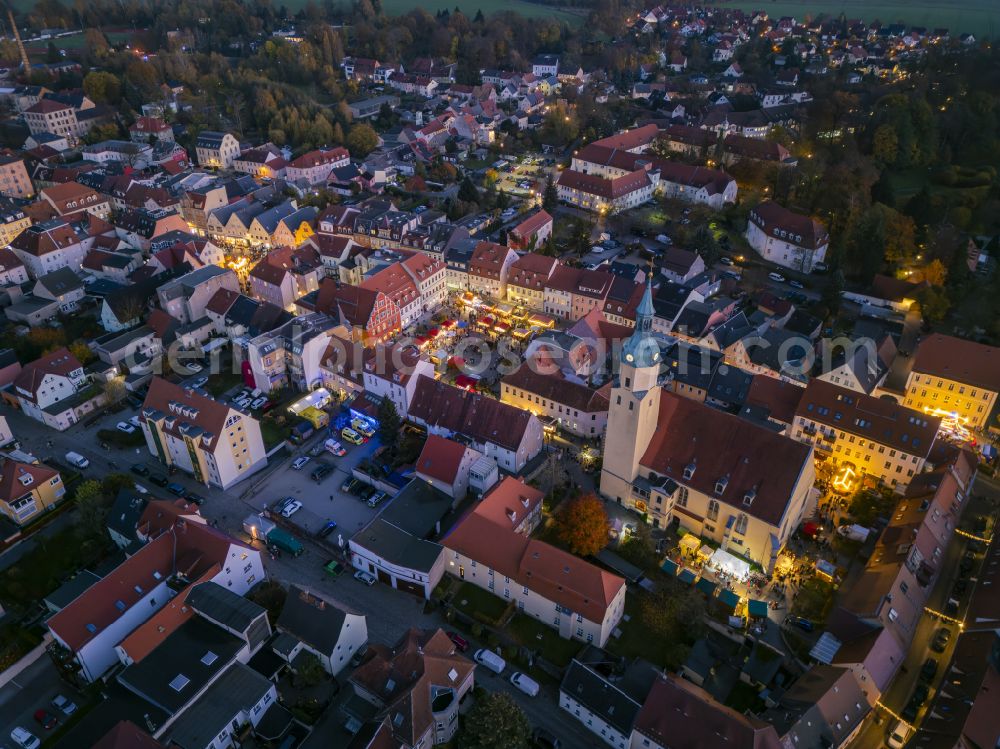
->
[708,0,998,35]
[260,419,289,450]
[205,372,243,398]
[605,593,691,669]
[451,581,510,625]
[507,613,582,667]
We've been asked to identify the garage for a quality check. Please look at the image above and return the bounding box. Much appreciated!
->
[395,578,426,598]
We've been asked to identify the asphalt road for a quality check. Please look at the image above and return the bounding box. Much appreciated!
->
[0,647,82,747]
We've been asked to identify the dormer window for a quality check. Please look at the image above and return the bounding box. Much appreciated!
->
[683,462,696,481]
[743,488,757,506]
[714,477,728,495]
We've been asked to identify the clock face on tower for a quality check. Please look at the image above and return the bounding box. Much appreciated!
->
[626,354,634,362]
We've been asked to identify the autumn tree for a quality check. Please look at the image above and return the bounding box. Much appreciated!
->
[83,71,122,104]
[555,493,610,557]
[346,123,379,157]
[377,397,401,449]
[458,691,531,749]
[74,480,110,541]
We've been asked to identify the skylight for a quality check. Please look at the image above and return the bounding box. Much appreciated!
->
[200,651,218,666]
[169,674,190,691]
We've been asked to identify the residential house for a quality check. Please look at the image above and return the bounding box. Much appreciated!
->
[793,380,939,492]
[0,458,65,526]
[746,200,828,273]
[543,266,615,321]
[46,516,264,683]
[13,348,102,430]
[903,333,1000,430]
[248,245,324,311]
[501,363,611,439]
[556,168,656,215]
[140,377,267,489]
[407,375,544,473]
[245,313,334,393]
[0,200,31,246]
[415,434,483,500]
[275,585,368,676]
[508,210,553,250]
[359,340,436,417]
[232,145,287,180]
[128,116,174,144]
[346,629,474,747]
[660,247,705,283]
[40,182,112,221]
[285,147,350,185]
[195,131,240,169]
[468,241,518,300]
[24,99,79,140]
[0,151,33,198]
[157,265,240,324]
[506,253,559,310]
[443,476,626,646]
[303,278,401,343]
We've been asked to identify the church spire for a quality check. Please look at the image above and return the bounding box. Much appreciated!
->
[621,270,659,369]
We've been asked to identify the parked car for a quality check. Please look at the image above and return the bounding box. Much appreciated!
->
[787,616,814,632]
[719,256,733,266]
[51,695,76,716]
[509,672,540,697]
[65,451,90,469]
[311,463,334,482]
[166,482,186,496]
[931,627,952,653]
[473,649,505,674]
[325,439,347,456]
[281,500,302,518]
[149,473,169,487]
[292,456,311,470]
[33,710,57,730]
[366,491,387,508]
[354,570,376,586]
[317,520,338,538]
[190,375,209,389]
[131,463,150,477]
[532,728,562,749]
[351,418,375,438]
[184,491,205,505]
[250,397,268,410]
[185,362,204,373]
[341,427,365,445]
[887,720,912,749]
[341,477,360,494]
[920,657,938,682]
[323,559,344,578]
[129,415,142,428]
[788,279,805,289]
[10,727,41,749]
[447,631,469,652]
[768,272,787,283]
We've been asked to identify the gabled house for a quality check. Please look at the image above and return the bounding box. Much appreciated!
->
[13,347,101,430]
[275,585,368,676]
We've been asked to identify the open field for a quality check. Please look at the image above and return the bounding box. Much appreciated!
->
[708,0,998,36]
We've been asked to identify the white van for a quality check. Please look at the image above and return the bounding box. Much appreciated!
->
[65,451,89,469]
[887,720,912,749]
[473,648,505,675]
[10,727,41,749]
[509,671,540,697]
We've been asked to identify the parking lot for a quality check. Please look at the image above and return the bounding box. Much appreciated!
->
[248,427,384,543]
[0,653,84,748]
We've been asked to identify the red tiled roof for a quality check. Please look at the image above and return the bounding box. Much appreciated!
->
[557,168,651,200]
[503,363,610,413]
[591,124,659,151]
[141,376,233,449]
[469,241,514,279]
[0,459,58,505]
[745,374,804,425]
[415,434,469,484]
[640,391,813,526]
[443,477,624,623]
[510,210,552,240]
[13,347,82,401]
[26,99,72,114]
[748,200,828,250]
[408,375,535,452]
[508,253,558,290]
[288,147,349,170]
[92,721,166,749]
[911,333,1000,392]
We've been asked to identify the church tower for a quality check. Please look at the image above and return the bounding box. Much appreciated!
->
[600,275,662,507]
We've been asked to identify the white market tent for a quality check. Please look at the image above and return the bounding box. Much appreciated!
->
[709,548,751,581]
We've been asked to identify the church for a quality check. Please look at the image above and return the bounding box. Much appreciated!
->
[599,277,817,573]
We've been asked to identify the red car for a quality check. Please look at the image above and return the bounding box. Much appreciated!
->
[447,631,469,652]
[34,709,58,730]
